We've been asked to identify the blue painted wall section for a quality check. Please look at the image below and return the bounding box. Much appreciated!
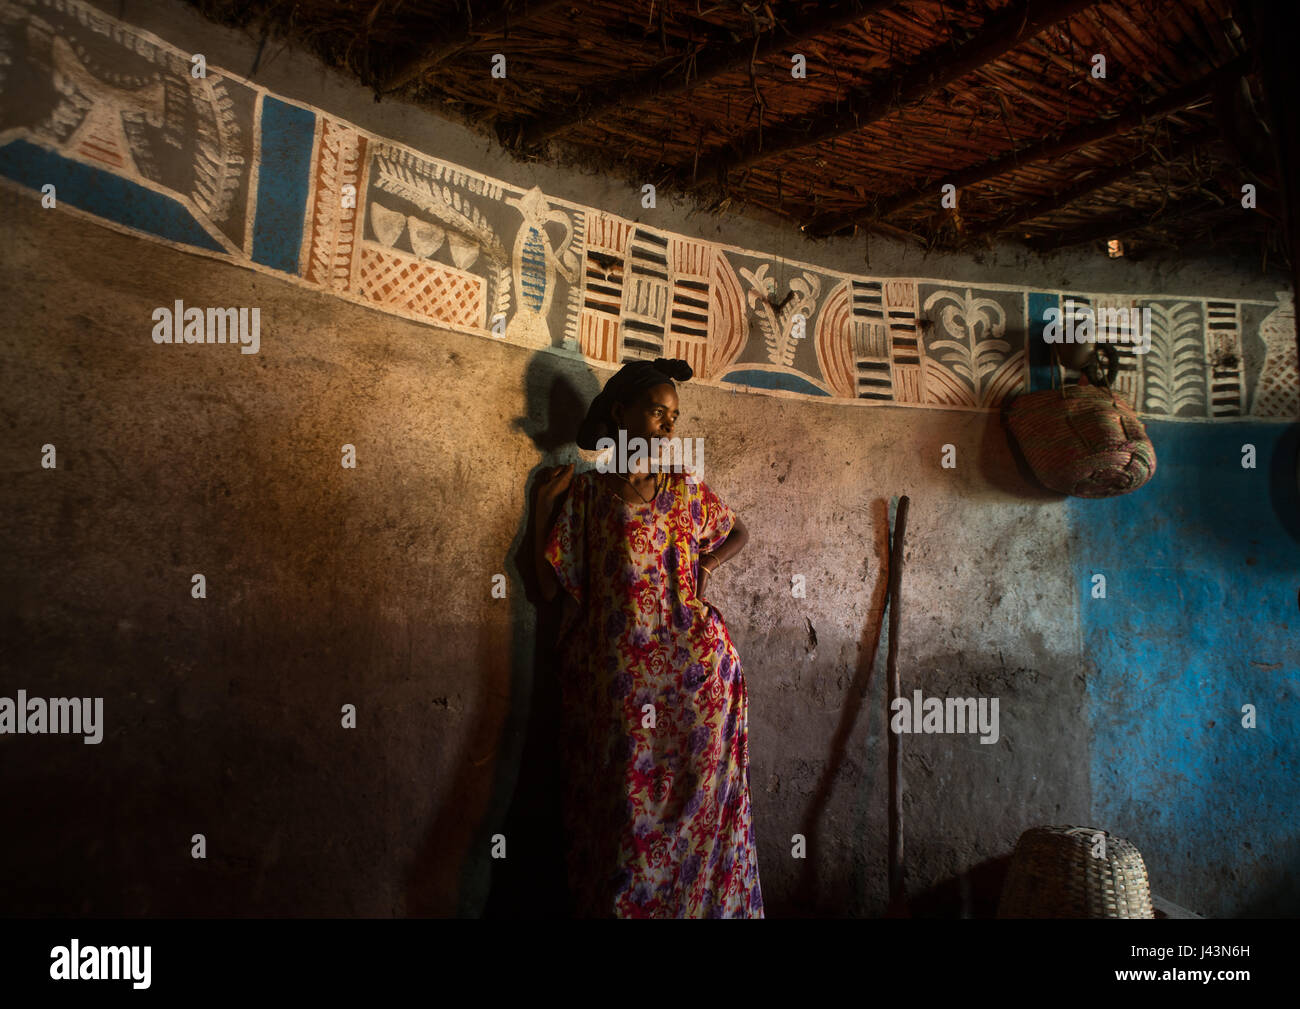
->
[252,97,316,273]
[0,139,226,253]
[1071,421,1300,916]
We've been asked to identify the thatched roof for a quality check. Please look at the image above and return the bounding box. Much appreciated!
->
[189,0,1288,264]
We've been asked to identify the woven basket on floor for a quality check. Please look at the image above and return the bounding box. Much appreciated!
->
[997,825,1154,918]
[1004,375,1156,498]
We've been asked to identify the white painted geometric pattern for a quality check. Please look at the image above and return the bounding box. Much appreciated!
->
[1253,294,1298,418]
[0,0,1292,423]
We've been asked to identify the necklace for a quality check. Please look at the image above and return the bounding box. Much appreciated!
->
[611,469,663,504]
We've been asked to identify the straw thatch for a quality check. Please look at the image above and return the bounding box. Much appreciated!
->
[186,0,1287,263]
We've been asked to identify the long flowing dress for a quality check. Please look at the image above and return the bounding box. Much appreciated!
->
[544,467,764,918]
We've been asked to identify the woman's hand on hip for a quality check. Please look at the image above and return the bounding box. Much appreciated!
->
[697,554,716,601]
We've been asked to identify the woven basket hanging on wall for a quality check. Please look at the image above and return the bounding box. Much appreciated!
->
[1004,359,1156,498]
[997,825,1155,919]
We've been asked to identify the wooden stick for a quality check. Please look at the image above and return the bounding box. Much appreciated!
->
[886,494,910,911]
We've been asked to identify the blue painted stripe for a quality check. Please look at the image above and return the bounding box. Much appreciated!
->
[722,369,830,397]
[0,139,225,252]
[252,97,316,274]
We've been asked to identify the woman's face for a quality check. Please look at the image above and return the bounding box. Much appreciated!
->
[612,383,679,445]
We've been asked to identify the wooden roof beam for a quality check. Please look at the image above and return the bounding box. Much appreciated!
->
[1191,214,1278,249]
[965,128,1219,240]
[678,0,1098,192]
[516,0,902,148]
[1029,195,1242,251]
[805,54,1250,237]
[378,0,571,96]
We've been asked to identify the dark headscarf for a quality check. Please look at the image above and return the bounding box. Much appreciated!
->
[576,357,693,450]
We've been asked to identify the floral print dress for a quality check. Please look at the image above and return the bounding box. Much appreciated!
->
[544,467,764,918]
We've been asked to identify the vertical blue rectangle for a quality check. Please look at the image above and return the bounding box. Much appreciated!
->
[252,97,316,274]
[1027,292,1058,392]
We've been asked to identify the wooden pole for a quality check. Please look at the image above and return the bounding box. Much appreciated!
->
[886,494,910,913]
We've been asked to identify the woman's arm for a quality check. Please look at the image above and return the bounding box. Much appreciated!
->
[533,464,575,603]
[699,514,747,598]
[703,514,747,568]
[535,514,561,603]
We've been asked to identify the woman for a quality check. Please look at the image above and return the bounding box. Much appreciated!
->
[533,357,764,918]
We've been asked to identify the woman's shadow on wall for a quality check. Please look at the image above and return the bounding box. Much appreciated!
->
[465,351,601,917]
